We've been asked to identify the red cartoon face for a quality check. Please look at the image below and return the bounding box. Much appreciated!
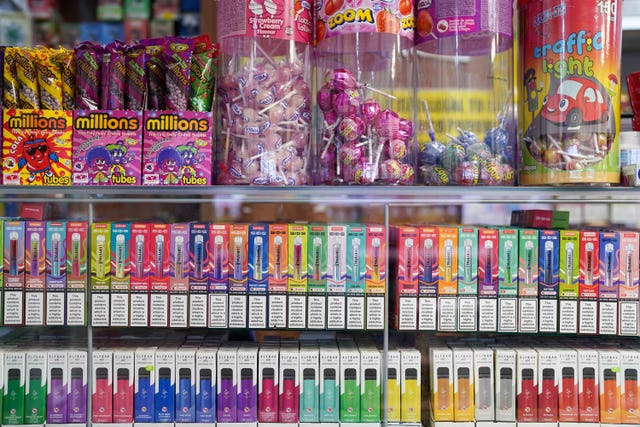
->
[91,158,108,171]
[22,139,51,170]
[162,159,178,172]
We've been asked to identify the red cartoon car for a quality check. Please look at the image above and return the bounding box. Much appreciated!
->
[541,77,609,127]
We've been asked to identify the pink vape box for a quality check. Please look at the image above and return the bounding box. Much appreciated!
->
[478,228,499,297]
[619,231,639,300]
[229,224,249,292]
[149,223,170,327]
[4,221,25,325]
[65,222,88,326]
[209,224,229,292]
[73,110,143,185]
[418,226,438,296]
[142,111,213,185]
[169,223,190,328]
[25,221,46,325]
[129,223,150,327]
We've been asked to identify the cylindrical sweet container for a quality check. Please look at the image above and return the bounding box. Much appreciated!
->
[415,0,516,186]
[314,0,416,185]
[517,0,622,185]
[215,0,313,186]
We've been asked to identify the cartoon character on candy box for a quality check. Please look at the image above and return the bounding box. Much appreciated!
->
[106,140,132,178]
[177,141,203,178]
[157,147,183,184]
[86,146,112,184]
[17,134,59,182]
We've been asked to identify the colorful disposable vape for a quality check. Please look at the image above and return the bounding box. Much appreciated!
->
[560,367,578,421]
[387,363,401,421]
[68,366,87,423]
[218,368,236,422]
[499,367,514,413]
[401,367,420,422]
[341,368,359,422]
[518,368,537,421]
[113,367,133,423]
[25,366,45,424]
[301,368,318,422]
[362,368,380,422]
[48,367,67,423]
[539,368,558,422]
[320,367,338,422]
[624,368,638,418]
[238,367,256,422]
[477,366,491,412]
[3,367,25,425]
[93,367,112,423]
[438,367,451,412]
[280,368,298,422]
[580,366,598,422]
[457,367,471,412]
[603,368,619,419]
[177,368,194,422]
[155,367,175,422]
[259,367,277,422]
[196,368,214,423]
[134,367,154,422]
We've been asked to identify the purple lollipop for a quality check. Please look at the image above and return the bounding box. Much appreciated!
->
[333,92,353,116]
[398,118,414,138]
[339,115,365,142]
[330,68,357,91]
[373,109,400,139]
[361,98,380,125]
[318,84,333,112]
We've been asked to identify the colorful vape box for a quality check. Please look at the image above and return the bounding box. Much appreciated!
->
[619,231,639,335]
[319,342,340,422]
[518,229,539,333]
[366,225,386,330]
[619,349,640,423]
[129,223,150,327]
[387,349,401,422]
[452,347,474,421]
[516,347,537,422]
[431,346,453,421]
[149,223,170,328]
[229,224,249,329]
[558,230,580,334]
[134,348,155,422]
[288,224,308,329]
[494,347,516,422]
[3,351,26,425]
[92,350,113,423]
[599,231,620,335]
[2,109,73,185]
[577,346,599,422]
[326,224,347,330]
[299,343,319,423]
[169,223,190,328]
[175,348,196,423]
[359,345,380,423]
[537,349,559,422]
[45,222,66,325]
[113,350,134,423]
[579,231,600,334]
[142,111,213,185]
[217,344,237,422]
[110,222,130,327]
[46,351,68,424]
[209,223,229,328]
[67,350,87,424]
[539,230,559,333]
[338,343,359,423]
[25,351,46,424]
[237,344,258,422]
[473,347,494,421]
[189,222,209,328]
[497,227,518,333]
[557,348,578,422]
[72,110,143,185]
[268,224,288,329]
[458,226,478,295]
[3,221,25,325]
[0,221,3,325]
[248,224,268,329]
[345,224,365,330]
[91,223,111,327]
[66,222,87,326]
[307,224,328,330]
[478,228,499,332]
[25,221,46,325]
[393,226,419,331]
[599,349,621,423]
[438,226,459,295]
[195,347,216,423]
[418,226,438,331]
[155,348,176,422]
[258,343,279,423]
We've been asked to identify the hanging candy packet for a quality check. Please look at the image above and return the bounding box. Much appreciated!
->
[75,42,103,110]
[188,35,217,112]
[125,43,147,111]
[0,47,4,106]
[34,48,63,110]
[142,38,166,110]
[52,48,75,110]
[163,36,193,111]
[15,48,40,109]
[2,47,19,109]
[104,41,127,110]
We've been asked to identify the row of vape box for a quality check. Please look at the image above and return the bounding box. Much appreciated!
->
[429,338,640,424]
[390,225,640,335]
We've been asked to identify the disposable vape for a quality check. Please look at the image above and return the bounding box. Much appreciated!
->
[504,240,513,283]
[580,367,598,421]
[371,237,381,282]
[604,243,614,288]
[362,368,380,421]
[560,367,577,419]
[302,368,318,421]
[525,241,534,285]
[47,367,67,423]
[624,369,638,414]
[93,367,112,423]
[604,368,618,415]
[463,239,473,282]
[68,367,86,423]
[312,237,322,281]
[115,234,126,278]
[388,368,400,421]
[71,233,81,276]
[404,238,413,283]
[254,236,263,281]
[51,232,61,276]
[274,236,283,281]
[518,368,536,421]
[238,368,256,421]
[25,368,44,424]
[484,241,493,285]
[134,367,153,422]
[114,368,133,422]
[30,232,39,276]
[341,368,359,422]
[95,234,106,279]
[424,238,434,282]
[259,367,276,421]
[175,235,185,279]
[402,367,420,422]
[4,368,24,424]
[233,236,244,281]
[539,368,558,421]
[293,236,303,281]
[156,367,174,422]
[177,368,193,422]
[194,234,204,279]
[332,241,341,281]
[458,367,471,410]
[281,368,298,421]
[438,367,451,410]
[135,234,145,277]
[565,242,575,286]
[9,231,18,276]
[196,369,213,422]
[625,244,634,288]
[218,368,235,421]
[444,239,453,282]
[585,242,595,285]
[499,368,513,411]
[155,234,165,278]
[320,368,338,422]
[352,238,361,281]
[213,235,223,280]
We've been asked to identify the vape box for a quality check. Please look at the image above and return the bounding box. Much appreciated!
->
[25,221,46,325]
[452,347,474,421]
[67,350,87,424]
[360,345,381,422]
[599,349,621,424]
[346,224,366,331]
[247,224,268,329]
[188,222,209,328]
[619,231,639,335]
[431,346,453,421]
[387,349,401,422]
[142,111,213,185]
[3,351,26,425]
[110,222,131,327]
[580,231,600,334]
[237,344,258,422]
[66,222,87,326]
[155,348,176,422]
[45,221,66,325]
[258,344,279,423]
[619,349,640,424]
[472,347,494,421]
[92,350,113,423]
[299,344,319,423]
[497,227,518,333]
[538,348,559,422]
[307,224,327,330]
[217,344,237,422]
[209,223,229,328]
[169,223,190,328]
[518,229,539,333]
[149,224,171,327]
[599,232,620,335]
[326,224,347,330]
[0,221,3,325]
[557,348,578,422]
[559,230,580,334]
[279,342,300,423]
[539,230,559,333]
[130,223,150,327]
[134,347,155,422]
[91,223,111,327]
[393,226,419,331]
[516,347,537,422]
[47,351,68,423]
[365,225,386,330]
[338,343,360,423]
[25,351,47,424]
[494,347,516,422]
[4,221,25,325]
[72,110,143,185]
[0,350,4,419]
[269,224,289,329]
[175,348,196,422]
[418,226,438,331]
[113,349,134,423]
[438,226,459,296]
[195,346,217,423]
[319,342,340,422]
[458,226,478,296]
[578,347,599,422]
[2,109,73,186]
[229,224,249,329]
[478,228,499,332]
[288,224,308,329]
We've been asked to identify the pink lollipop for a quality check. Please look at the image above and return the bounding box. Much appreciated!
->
[324,110,339,127]
[339,115,365,142]
[332,92,353,116]
[329,68,357,91]
[388,139,407,159]
[398,118,414,138]
[317,84,333,112]
[339,143,363,166]
[373,109,400,138]
[361,98,381,125]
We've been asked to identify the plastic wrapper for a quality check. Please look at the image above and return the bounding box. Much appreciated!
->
[188,34,217,112]
[75,42,103,110]
[163,36,193,111]
[34,48,63,110]
[52,48,75,110]
[15,49,40,109]
[102,41,126,110]
[3,47,19,109]
[125,44,147,111]
[143,38,166,110]
[0,47,4,105]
